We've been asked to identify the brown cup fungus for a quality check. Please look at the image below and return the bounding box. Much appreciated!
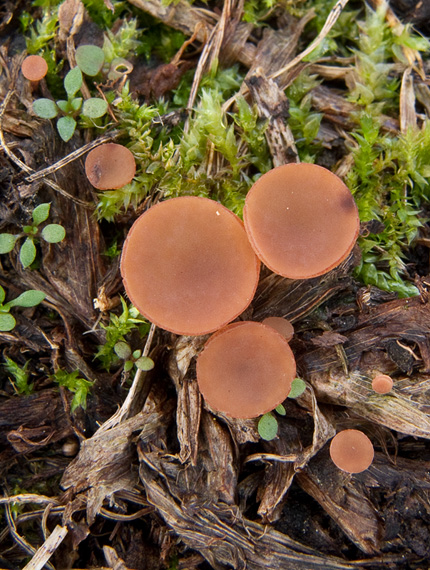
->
[262,316,294,342]
[85,143,136,190]
[329,429,374,473]
[21,55,48,82]
[120,197,260,336]
[243,163,360,279]
[372,374,393,394]
[197,321,296,418]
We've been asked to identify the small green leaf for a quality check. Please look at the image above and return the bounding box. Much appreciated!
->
[0,286,5,304]
[288,378,306,399]
[75,45,105,76]
[135,356,154,371]
[33,203,51,226]
[114,341,132,360]
[82,98,108,119]
[124,360,133,372]
[41,224,66,243]
[0,233,17,254]
[57,116,76,142]
[132,349,141,359]
[4,356,32,395]
[33,98,58,119]
[0,313,16,331]
[64,67,82,98]
[20,238,36,268]
[71,97,83,111]
[56,100,70,113]
[275,404,286,416]
[7,290,45,308]
[258,413,278,441]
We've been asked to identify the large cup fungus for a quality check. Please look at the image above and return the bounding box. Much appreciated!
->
[243,163,360,279]
[196,321,296,418]
[329,429,374,473]
[120,197,260,336]
[85,143,136,190]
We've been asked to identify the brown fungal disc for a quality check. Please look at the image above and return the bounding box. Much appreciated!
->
[85,143,136,190]
[372,374,393,394]
[262,316,294,342]
[197,321,296,418]
[120,197,260,336]
[243,163,360,279]
[329,429,374,474]
[21,55,48,81]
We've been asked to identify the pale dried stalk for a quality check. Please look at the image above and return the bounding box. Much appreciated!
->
[22,525,68,570]
[270,0,350,84]
[399,67,417,133]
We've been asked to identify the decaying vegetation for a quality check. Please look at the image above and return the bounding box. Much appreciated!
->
[1,0,430,568]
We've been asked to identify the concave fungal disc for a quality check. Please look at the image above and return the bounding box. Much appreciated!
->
[121,197,260,336]
[243,163,359,279]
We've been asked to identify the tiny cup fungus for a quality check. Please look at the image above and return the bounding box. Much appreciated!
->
[262,316,294,342]
[120,197,260,336]
[21,55,48,82]
[329,429,374,473]
[372,374,393,394]
[243,163,360,279]
[85,143,136,190]
[196,321,296,418]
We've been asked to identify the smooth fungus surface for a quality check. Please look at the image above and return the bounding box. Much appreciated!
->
[329,429,374,473]
[372,374,393,394]
[243,163,360,279]
[21,55,48,81]
[197,321,296,418]
[85,143,136,190]
[120,197,260,336]
[262,316,294,342]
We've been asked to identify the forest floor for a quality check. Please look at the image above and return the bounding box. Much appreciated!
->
[1,0,430,568]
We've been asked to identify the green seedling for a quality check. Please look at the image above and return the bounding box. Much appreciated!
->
[257,378,307,441]
[0,203,65,268]
[96,298,150,370]
[0,286,45,332]
[33,48,108,142]
[4,356,33,395]
[114,341,154,372]
[52,369,92,412]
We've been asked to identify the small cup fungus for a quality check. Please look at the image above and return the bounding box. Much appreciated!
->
[21,55,48,82]
[262,316,294,342]
[243,163,360,279]
[120,197,260,336]
[85,143,136,190]
[196,321,296,418]
[329,429,374,473]
[372,374,393,394]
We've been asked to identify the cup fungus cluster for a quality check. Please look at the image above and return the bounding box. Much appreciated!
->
[120,161,369,474]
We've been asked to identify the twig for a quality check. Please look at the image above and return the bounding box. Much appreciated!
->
[22,525,68,570]
[25,131,122,183]
[4,503,46,568]
[270,0,350,82]
[0,494,59,505]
